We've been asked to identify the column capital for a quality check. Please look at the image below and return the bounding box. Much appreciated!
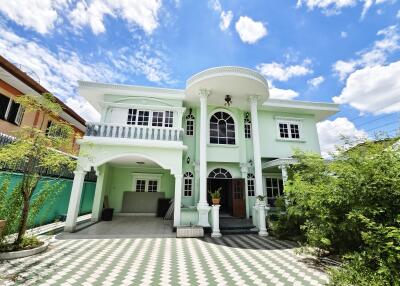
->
[248,95,259,103]
[73,170,87,176]
[199,89,211,99]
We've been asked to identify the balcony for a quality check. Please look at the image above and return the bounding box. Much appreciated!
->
[85,122,183,142]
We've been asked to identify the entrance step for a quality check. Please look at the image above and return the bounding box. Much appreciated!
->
[220,218,256,235]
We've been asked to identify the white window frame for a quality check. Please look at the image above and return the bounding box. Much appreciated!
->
[127,108,174,128]
[275,117,305,141]
[209,110,237,145]
[183,172,193,197]
[185,114,195,136]
[247,173,255,196]
[132,173,163,193]
[263,174,284,207]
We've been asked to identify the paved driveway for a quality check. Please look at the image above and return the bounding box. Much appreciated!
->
[0,235,328,286]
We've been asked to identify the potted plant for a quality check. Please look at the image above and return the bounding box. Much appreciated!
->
[208,187,221,205]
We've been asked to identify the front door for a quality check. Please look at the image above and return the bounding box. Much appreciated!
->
[231,179,246,218]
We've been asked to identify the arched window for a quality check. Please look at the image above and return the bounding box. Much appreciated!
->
[186,113,195,136]
[183,172,193,196]
[210,111,235,145]
[244,113,251,139]
[208,168,232,179]
[247,173,255,196]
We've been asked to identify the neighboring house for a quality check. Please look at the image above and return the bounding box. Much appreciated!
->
[0,55,86,153]
[64,66,339,235]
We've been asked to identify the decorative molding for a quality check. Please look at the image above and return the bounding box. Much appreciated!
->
[186,66,268,90]
[262,158,298,169]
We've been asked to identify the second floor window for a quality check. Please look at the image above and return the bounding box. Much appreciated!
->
[244,113,251,139]
[186,114,195,136]
[0,94,24,125]
[210,111,235,145]
[277,120,301,139]
[127,109,173,127]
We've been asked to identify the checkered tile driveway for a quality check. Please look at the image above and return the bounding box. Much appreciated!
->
[0,235,328,286]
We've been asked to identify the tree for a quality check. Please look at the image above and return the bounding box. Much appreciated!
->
[0,93,76,248]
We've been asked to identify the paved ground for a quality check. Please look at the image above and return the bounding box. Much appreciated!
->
[58,216,176,239]
[0,234,329,286]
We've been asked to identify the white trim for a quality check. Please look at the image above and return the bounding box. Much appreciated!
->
[208,108,238,145]
[132,173,163,193]
[78,137,187,150]
[275,118,304,141]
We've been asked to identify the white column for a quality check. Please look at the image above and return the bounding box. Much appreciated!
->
[197,89,211,227]
[211,205,221,238]
[173,174,183,227]
[257,202,269,236]
[249,96,263,197]
[280,164,288,183]
[91,165,106,222]
[65,170,87,232]
[240,163,250,218]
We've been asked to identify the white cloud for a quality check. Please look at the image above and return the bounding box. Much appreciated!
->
[296,0,392,18]
[65,97,100,122]
[235,16,267,44]
[69,0,162,35]
[308,76,325,88]
[220,10,233,31]
[269,87,299,100]
[317,117,367,158]
[341,31,348,38]
[333,25,400,80]
[397,9,400,17]
[333,61,400,114]
[256,59,312,81]
[0,0,68,34]
[0,26,121,121]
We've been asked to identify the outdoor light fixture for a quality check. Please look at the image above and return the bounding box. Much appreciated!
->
[136,161,145,165]
[224,94,232,106]
[186,157,190,164]
[248,159,253,166]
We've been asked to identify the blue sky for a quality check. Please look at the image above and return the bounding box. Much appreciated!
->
[0,0,399,155]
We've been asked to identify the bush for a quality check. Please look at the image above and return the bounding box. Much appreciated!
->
[273,137,400,284]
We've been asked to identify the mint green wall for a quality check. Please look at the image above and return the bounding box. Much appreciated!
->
[258,111,321,158]
[105,166,175,213]
[0,172,95,226]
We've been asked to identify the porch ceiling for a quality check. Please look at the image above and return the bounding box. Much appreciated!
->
[107,155,161,168]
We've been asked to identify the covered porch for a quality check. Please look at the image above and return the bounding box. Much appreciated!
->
[64,143,185,233]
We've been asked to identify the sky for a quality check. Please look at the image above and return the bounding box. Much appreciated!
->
[0,0,399,156]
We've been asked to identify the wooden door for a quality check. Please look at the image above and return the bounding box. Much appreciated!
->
[231,179,246,218]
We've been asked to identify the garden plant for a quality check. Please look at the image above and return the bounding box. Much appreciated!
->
[0,93,77,251]
[272,137,400,285]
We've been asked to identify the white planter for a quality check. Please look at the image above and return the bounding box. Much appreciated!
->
[0,241,49,260]
[176,226,204,238]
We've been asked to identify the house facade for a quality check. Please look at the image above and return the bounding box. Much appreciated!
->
[64,66,339,235]
[0,55,86,153]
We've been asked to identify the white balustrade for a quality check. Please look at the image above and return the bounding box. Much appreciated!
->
[86,122,183,142]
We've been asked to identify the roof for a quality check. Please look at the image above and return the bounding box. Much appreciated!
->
[0,55,86,130]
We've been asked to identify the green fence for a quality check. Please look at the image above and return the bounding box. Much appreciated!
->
[0,172,96,227]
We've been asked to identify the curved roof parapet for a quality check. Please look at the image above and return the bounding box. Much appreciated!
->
[186,66,269,107]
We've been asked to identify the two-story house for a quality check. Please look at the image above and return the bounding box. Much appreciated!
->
[0,55,86,153]
[64,66,339,236]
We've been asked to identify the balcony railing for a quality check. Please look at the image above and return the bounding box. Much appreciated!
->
[86,122,183,142]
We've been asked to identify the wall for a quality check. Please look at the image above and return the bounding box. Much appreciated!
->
[104,165,175,213]
[0,172,95,226]
[258,111,321,158]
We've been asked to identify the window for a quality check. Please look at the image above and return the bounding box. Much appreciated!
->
[165,111,173,127]
[152,111,164,127]
[0,94,24,125]
[127,109,173,127]
[208,168,232,179]
[133,173,162,193]
[244,114,251,139]
[137,110,150,126]
[45,120,53,136]
[186,113,195,136]
[277,119,302,140]
[247,173,255,196]
[183,172,193,196]
[265,177,284,206]
[147,180,158,192]
[135,180,146,192]
[127,109,137,125]
[209,111,235,145]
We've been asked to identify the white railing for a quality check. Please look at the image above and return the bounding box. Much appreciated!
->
[86,122,183,142]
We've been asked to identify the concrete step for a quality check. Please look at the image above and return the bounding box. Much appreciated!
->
[221,228,258,235]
